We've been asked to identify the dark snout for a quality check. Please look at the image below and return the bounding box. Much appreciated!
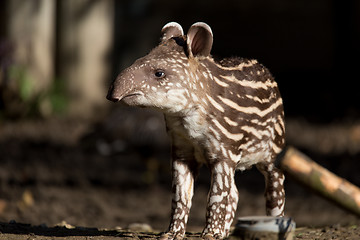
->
[106,83,120,102]
[107,65,142,104]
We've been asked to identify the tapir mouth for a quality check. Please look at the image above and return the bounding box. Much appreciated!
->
[121,92,143,100]
[106,85,143,102]
[119,92,143,101]
[118,92,144,106]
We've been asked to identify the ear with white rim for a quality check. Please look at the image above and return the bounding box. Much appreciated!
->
[161,22,184,42]
[187,22,213,57]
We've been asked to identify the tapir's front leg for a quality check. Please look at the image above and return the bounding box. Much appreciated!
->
[202,162,239,239]
[160,143,198,240]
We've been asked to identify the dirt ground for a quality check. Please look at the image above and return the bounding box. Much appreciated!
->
[0,109,359,239]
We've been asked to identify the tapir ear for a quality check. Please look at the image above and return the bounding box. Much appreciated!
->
[187,22,213,57]
[161,22,184,42]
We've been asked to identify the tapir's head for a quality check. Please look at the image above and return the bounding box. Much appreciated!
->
[106,22,213,114]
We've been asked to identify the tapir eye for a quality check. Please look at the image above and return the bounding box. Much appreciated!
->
[154,70,166,78]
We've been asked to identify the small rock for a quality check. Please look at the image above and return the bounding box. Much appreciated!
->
[114,226,123,231]
[55,221,75,229]
[127,223,153,232]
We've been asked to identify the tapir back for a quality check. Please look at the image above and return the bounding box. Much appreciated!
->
[174,55,285,170]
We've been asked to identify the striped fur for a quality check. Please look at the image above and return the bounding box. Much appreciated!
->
[107,22,285,240]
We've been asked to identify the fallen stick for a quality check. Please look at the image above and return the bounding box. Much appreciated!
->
[278,146,360,217]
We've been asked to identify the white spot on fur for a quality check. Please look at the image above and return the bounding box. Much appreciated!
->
[213,76,229,87]
[212,119,244,141]
[272,191,277,198]
[191,93,199,102]
[224,116,238,126]
[269,204,284,217]
[216,174,223,189]
[212,184,218,193]
[224,176,229,188]
[215,164,223,173]
[221,145,229,158]
[206,94,225,112]
[210,195,222,205]
[218,95,283,117]
[175,162,186,175]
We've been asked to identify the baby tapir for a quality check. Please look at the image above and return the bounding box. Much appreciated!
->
[107,22,285,240]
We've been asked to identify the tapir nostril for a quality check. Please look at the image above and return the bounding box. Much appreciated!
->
[106,90,120,103]
[106,84,120,102]
[106,92,120,102]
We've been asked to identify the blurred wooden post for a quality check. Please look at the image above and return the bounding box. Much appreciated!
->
[6,0,55,98]
[279,147,360,217]
[57,0,114,118]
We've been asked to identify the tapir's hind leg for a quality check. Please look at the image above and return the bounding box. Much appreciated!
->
[256,162,285,216]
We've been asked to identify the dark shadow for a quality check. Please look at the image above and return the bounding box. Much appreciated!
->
[0,221,160,238]
[0,221,118,237]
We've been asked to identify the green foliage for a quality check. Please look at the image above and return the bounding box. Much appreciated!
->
[45,77,69,115]
[9,65,33,101]
[3,65,69,119]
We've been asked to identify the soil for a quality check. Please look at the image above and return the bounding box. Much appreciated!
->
[0,108,359,239]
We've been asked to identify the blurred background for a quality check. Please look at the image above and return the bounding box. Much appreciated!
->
[0,0,359,232]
